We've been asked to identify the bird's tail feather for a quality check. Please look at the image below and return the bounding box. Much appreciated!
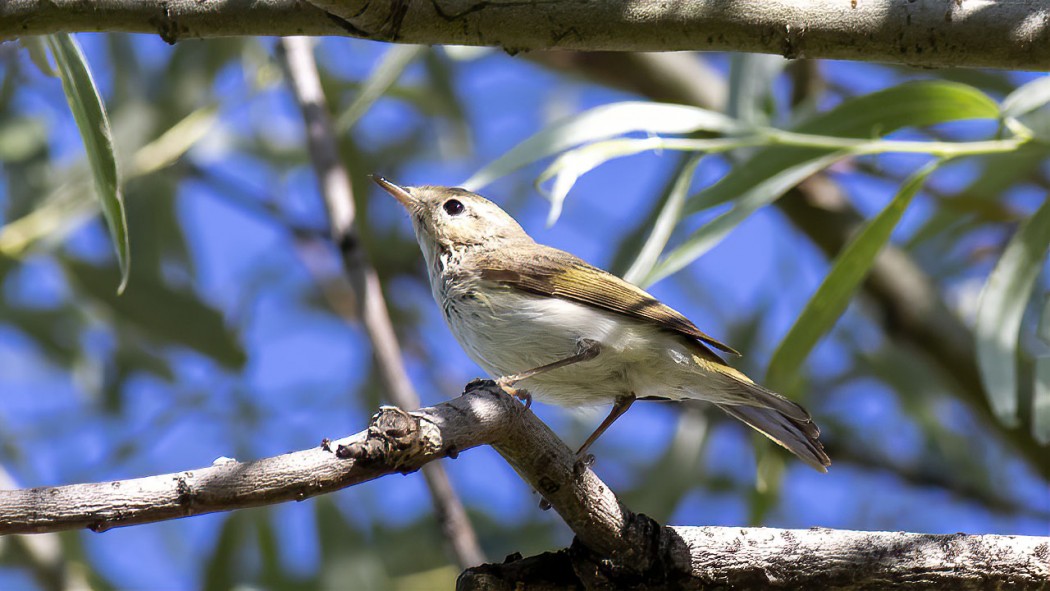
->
[716,403,830,472]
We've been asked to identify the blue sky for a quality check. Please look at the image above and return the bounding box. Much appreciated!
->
[0,34,1047,589]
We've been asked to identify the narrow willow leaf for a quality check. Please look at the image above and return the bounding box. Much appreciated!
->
[1001,75,1050,119]
[727,53,786,126]
[623,155,702,285]
[20,37,56,77]
[46,34,130,293]
[535,137,755,226]
[337,44,426,132]
[684,81,1000,216]
[1036,295,1050,444]
[975,197,1050,427]
[536,138,663,227]
[462,102,742,191]
[642,153,843,288]
[1034,357,1050,445]
[131,105,218,175]
[765,159,943,391]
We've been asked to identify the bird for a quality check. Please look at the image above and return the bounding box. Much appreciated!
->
[373,176,830,472]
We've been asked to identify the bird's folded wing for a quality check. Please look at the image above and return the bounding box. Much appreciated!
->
[473,245,739,359]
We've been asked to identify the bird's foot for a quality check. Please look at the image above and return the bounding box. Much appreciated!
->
[495,376,532,409]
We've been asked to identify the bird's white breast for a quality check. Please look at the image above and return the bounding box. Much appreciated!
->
[442,284,709,407]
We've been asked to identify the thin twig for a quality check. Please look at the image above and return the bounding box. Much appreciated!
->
[276,36,484,568]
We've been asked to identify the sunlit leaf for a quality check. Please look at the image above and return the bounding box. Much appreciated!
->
[19,37,56,77]
[975,197,1050,427]
[642,153,842,287]
[1001,75,1050,119]
[131,105,217,175]
[727,53,786,126]
[337,45,426,132]
[64,259,246,369]
[766,159,942,391]
[1035,294,1050,444]
[683,81,999,217]
[1033,357,1050,445]
[536,137,750,226]
[46,34,130,293]
[623,155,702,284]
[462,102,742,191]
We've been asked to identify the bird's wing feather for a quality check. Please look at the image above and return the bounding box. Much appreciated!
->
[473,245,739,359]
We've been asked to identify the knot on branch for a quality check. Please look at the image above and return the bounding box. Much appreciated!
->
[459,513,694,590]
[336,406,425,473]
[569,512,693,590]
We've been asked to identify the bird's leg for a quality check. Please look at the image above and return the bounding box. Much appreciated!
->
[497,339,602,408]
[575,394,636,462]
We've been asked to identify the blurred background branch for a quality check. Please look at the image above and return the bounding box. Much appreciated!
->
[276,35,484,569]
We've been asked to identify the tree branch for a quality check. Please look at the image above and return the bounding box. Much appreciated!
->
[2,384,1045,589]
[3,0,1050,71]
[276,36,484,568]
[0,385,511,535]
[460,526,1050,590]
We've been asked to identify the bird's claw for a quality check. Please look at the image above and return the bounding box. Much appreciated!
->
[496,376,532,409]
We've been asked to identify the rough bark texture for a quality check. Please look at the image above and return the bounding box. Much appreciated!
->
[0,386,517,534]
[3,0,1050,70]
[460,527,1050,590]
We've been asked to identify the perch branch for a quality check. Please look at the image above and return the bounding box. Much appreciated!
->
[1,385,1045,589]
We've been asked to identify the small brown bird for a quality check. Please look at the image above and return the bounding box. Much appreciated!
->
[375,176,829,471]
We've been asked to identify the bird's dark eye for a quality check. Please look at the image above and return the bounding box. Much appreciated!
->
[443,199,465,216]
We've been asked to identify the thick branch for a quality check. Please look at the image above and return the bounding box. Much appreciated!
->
[0,385,512,535]
[461,527,1050,590]
[2,0,1049,71]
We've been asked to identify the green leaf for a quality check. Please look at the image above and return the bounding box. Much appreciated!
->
[642,153,843,287]
[1033,356,1050,445]
[766,159,943,391]
[462,102,741,191]
[727,53,786,126]
[535,137,751,226]
[683,81,999,217]
[19,37,56,77]
[337,44,427,132]
[975,197,1050,427]
[1036,296,1050,445]
[64,258,246,369]
[644,81,1000,288]
[46,34,130,293]
[623,155,702,284]
[1001,76,1050,119]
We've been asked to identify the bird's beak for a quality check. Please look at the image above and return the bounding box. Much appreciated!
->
[371,175,416,210]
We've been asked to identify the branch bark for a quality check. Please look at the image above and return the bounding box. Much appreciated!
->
[3,0,1050,71]
[1,384,1046,589]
